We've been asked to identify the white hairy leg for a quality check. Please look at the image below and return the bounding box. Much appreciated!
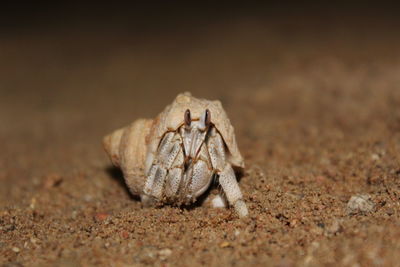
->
[207,128,248,217]
[188,145,213,199]
[165,147,184,198]
[218,164,248,217]
[142,132,181,203]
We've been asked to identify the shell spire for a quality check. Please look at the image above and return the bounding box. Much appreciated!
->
[103,119,154,195]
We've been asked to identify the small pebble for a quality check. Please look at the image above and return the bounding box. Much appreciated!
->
[94,212,110,222]
[290,219,298,227]
[220,241,231,248]
[371,153,380,161]
[43,173,63,189]
[347,194,374,214]
[84,194,93,202]
[71,210,78,219]
[121,231,129,239]
[4,224,15,231]
[325,220,342,236]
[30,198,36,209]
[158,248,172,260]
[386,208,394,216]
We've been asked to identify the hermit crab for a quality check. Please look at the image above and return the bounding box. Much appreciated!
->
[103,92,248,217]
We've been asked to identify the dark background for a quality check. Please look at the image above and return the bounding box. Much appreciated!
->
[1,2,399,33]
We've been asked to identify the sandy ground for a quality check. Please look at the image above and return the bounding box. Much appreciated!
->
[1,6,400,266]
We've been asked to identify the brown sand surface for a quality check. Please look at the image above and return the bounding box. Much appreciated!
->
[1,4,400,266]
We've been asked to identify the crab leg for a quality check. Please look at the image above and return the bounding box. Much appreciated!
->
[207,128,248,217]
[164,147,184,198]
[142,132,182,202]
[186,145,213,199]
[218,164,248,217]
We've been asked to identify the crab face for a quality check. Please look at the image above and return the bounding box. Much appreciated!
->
[180,109,211,161]
[143,108,215,204]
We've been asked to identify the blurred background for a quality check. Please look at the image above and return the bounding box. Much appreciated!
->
[1,1,400,201]
[2,0,400,202]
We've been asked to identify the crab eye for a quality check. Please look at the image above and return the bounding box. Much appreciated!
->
[184,109,191,126]
[205,109,211,126]
[200,109,211,130]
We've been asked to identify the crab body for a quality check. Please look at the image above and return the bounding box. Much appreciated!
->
[103,93,248,217]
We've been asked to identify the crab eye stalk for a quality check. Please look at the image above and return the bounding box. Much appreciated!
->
[184,109,191,127]
[205,109,211,126]
[199,109,211,130]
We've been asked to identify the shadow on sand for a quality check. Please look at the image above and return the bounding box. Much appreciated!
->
[105,166,140,201]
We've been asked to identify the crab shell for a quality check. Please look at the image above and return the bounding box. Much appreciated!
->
[103,92,244,196]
